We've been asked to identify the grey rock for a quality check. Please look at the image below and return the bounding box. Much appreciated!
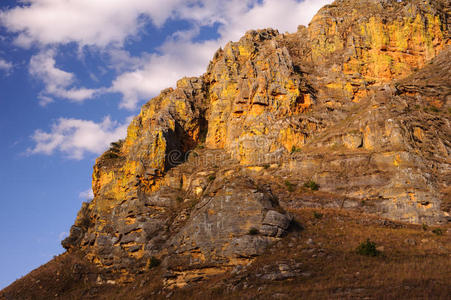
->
[260,224,278,237]
[232,235,272,257]
[166,176,290,267]
[61,226,83,250]
[263,210,292,230]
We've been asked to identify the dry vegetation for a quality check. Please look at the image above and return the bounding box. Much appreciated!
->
[2,208,449,299]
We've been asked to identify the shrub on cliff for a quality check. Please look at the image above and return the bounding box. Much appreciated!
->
[303,180,319,191]
[356,239,380,257]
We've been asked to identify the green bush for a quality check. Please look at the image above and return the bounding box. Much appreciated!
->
[304,180,319,191]
[284,180,296,192]
[356,239,380,257]
[432,228,443,236]
[429,106,440,113]
[313,212,323,219]
[424,106,440,113]
[291,146,302,153]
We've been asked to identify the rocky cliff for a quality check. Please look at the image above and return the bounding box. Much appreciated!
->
[44,0,451,291]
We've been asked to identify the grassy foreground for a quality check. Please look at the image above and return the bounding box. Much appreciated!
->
[1,208,450,299]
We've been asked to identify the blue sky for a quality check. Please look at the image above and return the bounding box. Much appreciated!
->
[0,0,331,289]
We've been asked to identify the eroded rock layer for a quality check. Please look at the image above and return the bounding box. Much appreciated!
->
[62,0,450,285]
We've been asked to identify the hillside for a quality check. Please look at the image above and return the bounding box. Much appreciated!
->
[1,208,450,299]
[1,0,450,298]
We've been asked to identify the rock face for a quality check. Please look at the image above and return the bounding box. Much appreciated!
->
[204,29,313,164]
[62,0,450,285]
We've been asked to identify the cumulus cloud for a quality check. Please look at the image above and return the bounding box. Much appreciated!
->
[29,49,97,105]
[217,0,332,42]
[175,0,331,41]
[0,0,184,48]
[111,30,219,109]
[79,188,94,200]
[110,0,333,109]
[107,49,152,73]
[29,116,129,159]
[2,0,333,109]
[0,58,13,72]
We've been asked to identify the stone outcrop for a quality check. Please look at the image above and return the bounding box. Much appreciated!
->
[62,0,450,286]
[302,0,449,101]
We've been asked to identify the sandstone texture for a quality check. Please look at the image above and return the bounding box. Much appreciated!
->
[59,0,450,287]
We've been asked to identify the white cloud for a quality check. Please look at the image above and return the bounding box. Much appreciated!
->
[79,188,94,200]
[174,0,330,41]
[0,58,13,71]
[217,0,333,42]
[107,49,151,73]
[29,116,129,159]
[111,30,219,109]
[111,0,333,109]
[29,49,97,104]
[0,0,184,48]
[2,0,333,109]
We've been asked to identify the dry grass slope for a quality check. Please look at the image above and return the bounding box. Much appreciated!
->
[2,208,449,299]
